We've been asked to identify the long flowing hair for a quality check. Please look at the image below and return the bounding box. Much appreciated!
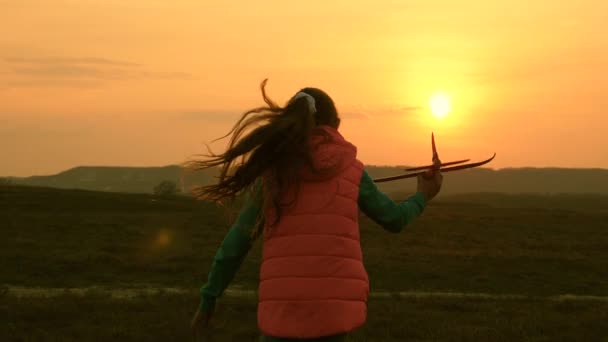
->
[184,79,340,234]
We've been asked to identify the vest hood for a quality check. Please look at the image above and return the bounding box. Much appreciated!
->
[300,125,357,181]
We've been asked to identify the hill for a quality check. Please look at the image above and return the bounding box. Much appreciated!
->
[7,165,216,194]
[366,166,608,196]
[5,165,608,195]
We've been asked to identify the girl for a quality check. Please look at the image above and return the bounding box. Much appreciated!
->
[188,80,443,341]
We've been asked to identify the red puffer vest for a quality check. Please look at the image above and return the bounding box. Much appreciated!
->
[258,125,368,338]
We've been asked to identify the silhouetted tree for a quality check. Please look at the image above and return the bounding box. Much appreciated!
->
[153,180,179,197]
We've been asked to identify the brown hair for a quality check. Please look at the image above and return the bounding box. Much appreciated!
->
[184,79,340,232]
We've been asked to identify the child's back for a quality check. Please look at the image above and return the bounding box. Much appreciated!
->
[259,125,367,338]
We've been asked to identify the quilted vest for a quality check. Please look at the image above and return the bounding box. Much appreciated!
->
[258,125,368,338]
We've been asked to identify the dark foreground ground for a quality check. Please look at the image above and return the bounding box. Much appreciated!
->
[1,185,608,340]
[3,292,608,341]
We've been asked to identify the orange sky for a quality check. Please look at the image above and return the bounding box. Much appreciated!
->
[1,0,607,177]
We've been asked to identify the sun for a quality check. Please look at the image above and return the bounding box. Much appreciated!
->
[429,93,451,119]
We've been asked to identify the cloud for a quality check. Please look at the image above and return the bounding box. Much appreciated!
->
[182,110,375,123]
[178,111,241,122]
[176,106,423,124]
[11,65,128,80]
[137,71,192,80]
[340,106,422,121]
[4,57,141,67]
[369,106,423,118]
[1,55,193,87]
[6,79,103,88]
[341,112,371,120]
[400,106,422,113]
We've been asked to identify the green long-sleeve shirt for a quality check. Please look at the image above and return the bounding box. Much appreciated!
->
[199,170,427,315]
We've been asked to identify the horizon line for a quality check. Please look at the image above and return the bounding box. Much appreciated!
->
[4,163,608,179]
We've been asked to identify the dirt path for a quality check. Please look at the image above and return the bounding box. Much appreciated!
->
[3,285,607,302]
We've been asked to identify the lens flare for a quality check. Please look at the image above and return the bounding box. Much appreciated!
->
[156,230,171,247]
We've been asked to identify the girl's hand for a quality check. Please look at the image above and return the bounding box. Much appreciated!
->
[417,147,443,202]
[191,307,212,340]
[417,170,443,202]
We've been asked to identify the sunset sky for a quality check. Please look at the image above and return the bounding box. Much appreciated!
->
[1,0,607,177]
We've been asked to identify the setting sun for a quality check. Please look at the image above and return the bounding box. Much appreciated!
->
[429,93,451,119]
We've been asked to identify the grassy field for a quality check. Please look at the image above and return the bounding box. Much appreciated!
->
[2,184,608,340]
[4,292,608,341]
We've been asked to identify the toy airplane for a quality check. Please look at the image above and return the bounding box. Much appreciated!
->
[373,133,496,183]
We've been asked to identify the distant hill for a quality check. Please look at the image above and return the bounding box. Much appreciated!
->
[5,165,608,195]
[367,166,608,196]
[7,165,218,195]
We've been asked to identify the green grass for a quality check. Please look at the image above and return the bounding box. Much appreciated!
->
[2,184,608,340]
